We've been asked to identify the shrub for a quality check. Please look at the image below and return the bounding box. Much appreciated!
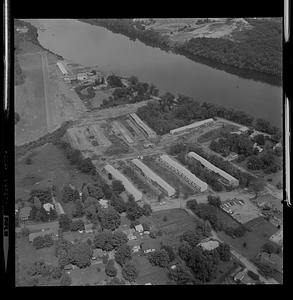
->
[60,273,72,286]
[105,259,117,277]
[122,263,138,282]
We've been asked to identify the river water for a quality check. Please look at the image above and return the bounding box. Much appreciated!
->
[25,19,282,127]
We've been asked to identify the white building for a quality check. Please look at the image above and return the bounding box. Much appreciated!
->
[43,203,55,212]
[170,118,214,135]
[131,158,176,197]
[104,164,143,201]
[77,73,88,81]
[158,154,208,192]
[187,152,239,187]
[198,239,220,251]
[129,113,156,138]
[56,61,68,75]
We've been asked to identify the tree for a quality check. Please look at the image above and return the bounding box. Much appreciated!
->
[115,244,132,266]
[253,134,266,146]
[207,195,221,207]
[60,273,72,286]
[33,235,54,249]
[87,184,104,200]
[70,219,85,231]
[178,242,192,261]
[168,265,195,285]
[59,214,72,232]
[72,200,84,218]
[94,231,114,251]
[109,195,127,213]
[233,226,246,238]
[61,186,80,203]
[262,242,281,254]
[249,179,266,198]
[68,242,93,268]
[105,259,117,277]
[216,243,231,261]
[111,231,128,249]
[160,245,176,262]
[98,207,121,230]
[148,249,170,268]
[142,203,152,216]
[33,197,42,209]
[122,263,138,282]
[111,180,125,194]
[181,230,201,248]
[51,266,63,279]
[125,199,143,221]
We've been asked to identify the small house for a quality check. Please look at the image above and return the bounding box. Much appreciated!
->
[99,199,109,209]
[64,264,74,271]
[198,239,220,251]
[92,249,104,260]
[43,202,55,212]
[234,270,246,282]
[19,206,32,222]
[77,73,88,81]
[132,245,140,253]
[135,224,144,233]
[85,223,94,233]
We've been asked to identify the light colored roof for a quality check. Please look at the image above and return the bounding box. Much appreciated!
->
[56,61,68,75]
[239,126,249,132]
[159,155,208,192]
[170,118,214,134]
[131,159,176,196]
[135,224,144,232]
[130,113,156,138]
[54,202,65,215]
[188,152,239,185]
[198,240,219,251]
[104,164,143,201]
[43,202,55,212]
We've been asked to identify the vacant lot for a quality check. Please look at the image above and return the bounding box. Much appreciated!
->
[15,52,48,146]
[143,158,195,197]
[131,255,170,285]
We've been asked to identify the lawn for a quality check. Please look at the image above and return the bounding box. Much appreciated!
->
[141,209,199,247]
[69,263,107,286]
[142,158,195,197]
[217,217,278,260]
[131,255,170,285]
[216,208,240,229]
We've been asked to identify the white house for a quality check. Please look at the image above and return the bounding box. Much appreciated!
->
[170,118,214,135]
[129,113,156,138]
[135,224,144,233]
[43,202,55,212]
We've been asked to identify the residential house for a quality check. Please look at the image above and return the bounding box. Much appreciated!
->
[19,206,32,222]
[98,199,109,209]
[132,245,141,253]
[135,224,144,233]
[258,252,283,273]
[43,202,55,212]
[198,238,220,251]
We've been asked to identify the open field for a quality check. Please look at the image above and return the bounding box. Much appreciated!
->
[15,143,95,204]
[15,52,48,145]
[217,216,278,260]
[142,157,195,197]
[131,255,169,285]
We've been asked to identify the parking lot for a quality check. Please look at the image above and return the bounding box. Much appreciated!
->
[220,198,261,224]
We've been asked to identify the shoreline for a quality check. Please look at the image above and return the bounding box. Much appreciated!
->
[79,19,281,87]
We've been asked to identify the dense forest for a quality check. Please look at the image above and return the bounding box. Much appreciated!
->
[80,18,282,80]
[179,19,282,77]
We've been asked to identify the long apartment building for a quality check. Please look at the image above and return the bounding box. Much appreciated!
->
[112,121,134,144]
[104,164,143,201]
[56,61,68,75]
[131,159,176,197]
[187,151,239,187]
[158,154,208,192]
[170,118,214,135]
[129,113,156,138]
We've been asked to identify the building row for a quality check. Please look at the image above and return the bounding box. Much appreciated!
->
[112,121,134,144]
[129,113,156,138]
[157,154,208,192]
[131,158,176,197]
[56,61,68,75]
[104,164,143,201]
[169,118,214,135]
[187,151,239,187]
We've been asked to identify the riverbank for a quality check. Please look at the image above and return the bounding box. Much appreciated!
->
[79,19,282,87]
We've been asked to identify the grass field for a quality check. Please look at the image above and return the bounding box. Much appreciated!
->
[142,158,195,197]
[131,255,170,285]
[15,52,48,146]
[217,216,278,259]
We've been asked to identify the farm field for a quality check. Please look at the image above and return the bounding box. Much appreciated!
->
[142,157,196,197]
[15,143,95,206]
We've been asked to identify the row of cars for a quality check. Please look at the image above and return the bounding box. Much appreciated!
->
[220,198,245,214]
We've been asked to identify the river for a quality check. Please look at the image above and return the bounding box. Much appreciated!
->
[25,19,282,127]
